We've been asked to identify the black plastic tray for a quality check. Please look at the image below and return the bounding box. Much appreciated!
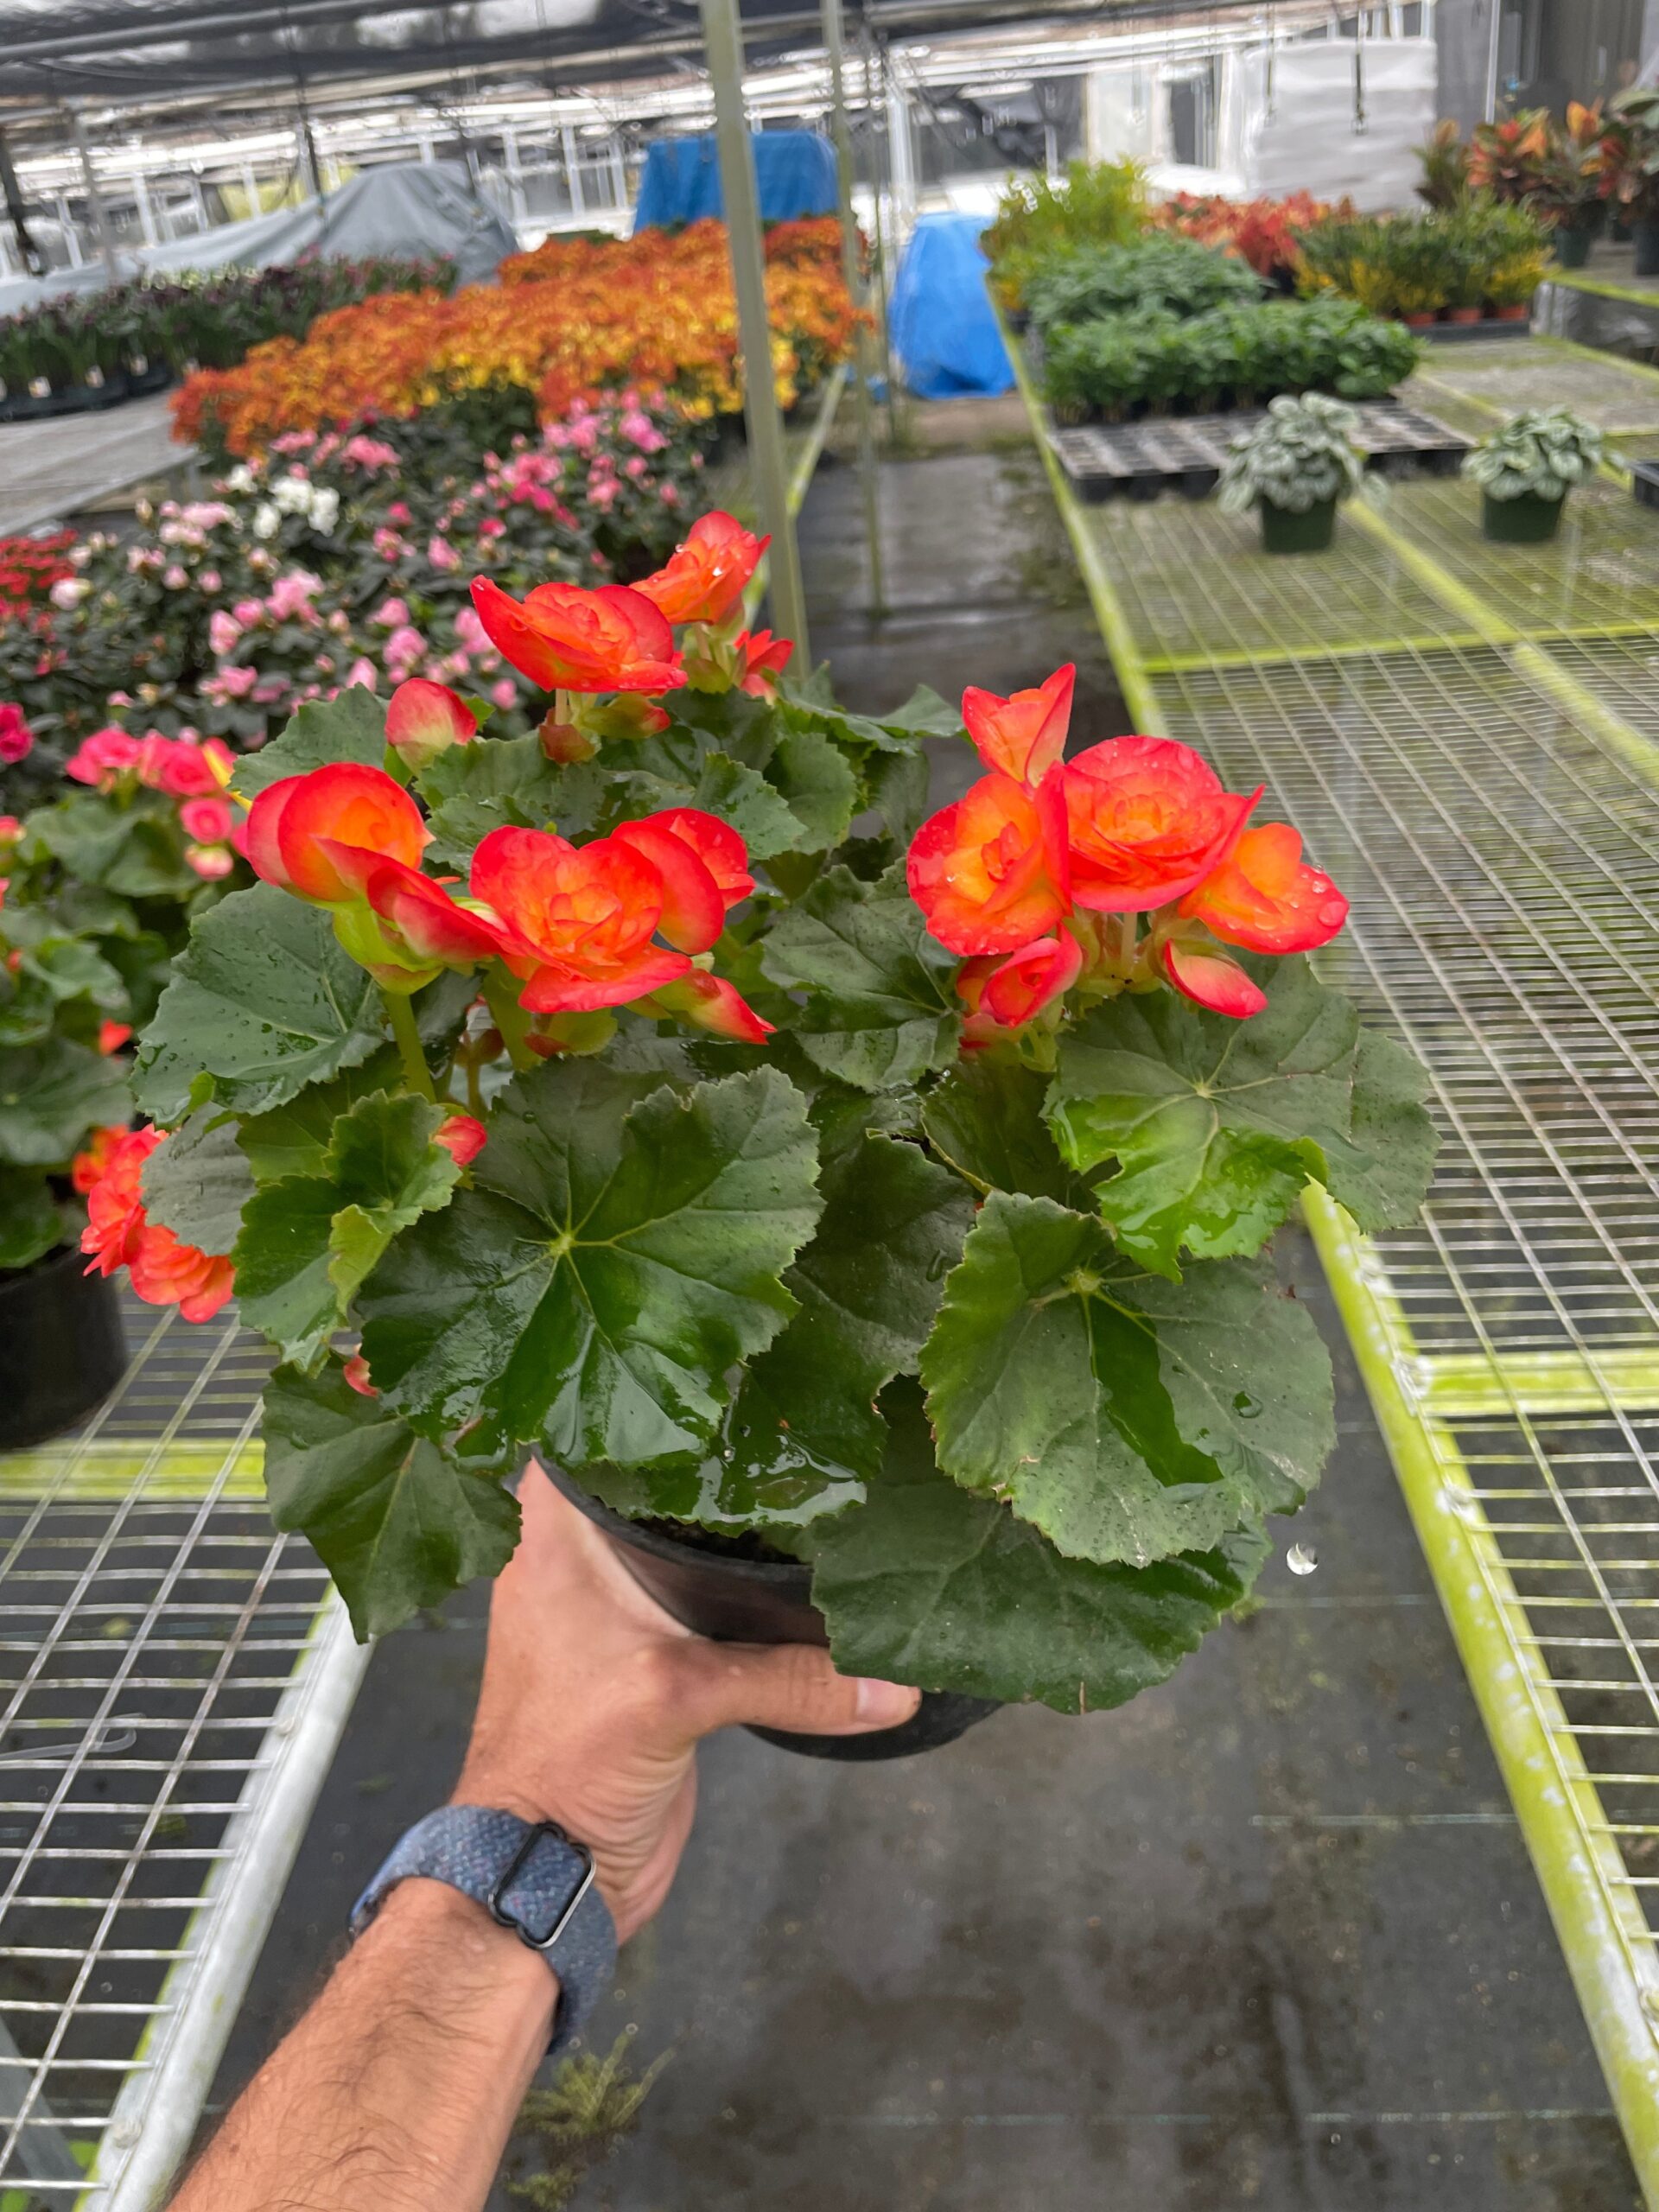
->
[1049,400,1471,503]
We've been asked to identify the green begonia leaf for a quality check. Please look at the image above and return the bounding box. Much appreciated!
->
[263,1360,520,1639]
[358,1061,820,1466]
[779,677,961,753]
[1046,958,1434,1276]
[622,747,801,860]
[805,1396,1270,1712]
[17,938,127,1011]
[233,1090,460,1367]
[919,1190,1333,1567]
[0,1167,64,1270]
[765,727,858,851]
[922,1058,1089,1205]
[134,884,385,1122]
[141,1106,257,1255]
[0,1036,128,1166]
[596,1130,974,1532]
[231,685,386,798]
[416,736,604,868]
[760,864,960,1091]
[236,1048,404,1182]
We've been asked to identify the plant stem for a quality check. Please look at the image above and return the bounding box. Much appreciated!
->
[385,989,437,1103]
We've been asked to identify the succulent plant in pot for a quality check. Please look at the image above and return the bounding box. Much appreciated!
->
[1216,392,1366,553]
[92,512,1434,1761]
[1462,405,1605,542]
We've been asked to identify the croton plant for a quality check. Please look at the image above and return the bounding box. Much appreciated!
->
[86,510,1434,1713]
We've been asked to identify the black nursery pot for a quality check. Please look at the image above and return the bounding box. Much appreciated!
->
[544,1466,999,1762]
[0,1244,126,1451]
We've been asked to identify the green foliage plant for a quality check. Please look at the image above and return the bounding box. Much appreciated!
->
[110,536,1434,1713]
[1461,406,1605,502]
[983,158,1147,312]
[1023,236,1262,335]
[1216,393,1365,517]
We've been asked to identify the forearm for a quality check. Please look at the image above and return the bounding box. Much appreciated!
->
[169,1881,554,2212]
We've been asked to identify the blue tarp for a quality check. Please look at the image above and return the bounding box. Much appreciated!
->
[632,132,838,231]
[889,213,1014,400]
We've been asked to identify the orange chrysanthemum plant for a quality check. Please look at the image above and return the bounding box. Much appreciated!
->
[110,521,1433,1719]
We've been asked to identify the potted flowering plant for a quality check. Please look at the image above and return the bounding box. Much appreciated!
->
[1216,394,1366,553]
[93,510,1433,1757]
[1463,406,1605,542]
[0,817,132,1446]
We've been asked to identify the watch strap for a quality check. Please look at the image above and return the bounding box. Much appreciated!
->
[350,1806,617,2051]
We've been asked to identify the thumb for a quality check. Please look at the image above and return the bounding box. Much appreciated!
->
[672,1638,921,1740]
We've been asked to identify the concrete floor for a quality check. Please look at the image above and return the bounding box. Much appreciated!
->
[207,438,1640,2212]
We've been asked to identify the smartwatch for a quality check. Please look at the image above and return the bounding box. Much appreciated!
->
[350,1806,618,2053]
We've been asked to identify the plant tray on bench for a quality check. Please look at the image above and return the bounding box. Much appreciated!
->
[1049,401,1471,503]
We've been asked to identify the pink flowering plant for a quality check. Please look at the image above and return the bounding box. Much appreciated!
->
[0,391,709,786]
[82,515,1435,1719]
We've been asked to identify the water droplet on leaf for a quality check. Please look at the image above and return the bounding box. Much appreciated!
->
[1287,1541,1319,1576]
[1232,1390,1261,1418]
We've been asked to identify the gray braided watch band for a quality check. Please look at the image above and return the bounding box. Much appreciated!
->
[349,1806,617,2052]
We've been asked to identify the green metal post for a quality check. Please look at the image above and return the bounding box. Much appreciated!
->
[822,0,884,613]
[699,0,810,662]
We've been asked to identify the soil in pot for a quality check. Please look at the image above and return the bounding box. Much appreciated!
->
[543,1465,1000,1762]
[0,1243,126,1451]
[1482,489,1565,543]
[1636,221,1659,278]
[1260,497,1337,554]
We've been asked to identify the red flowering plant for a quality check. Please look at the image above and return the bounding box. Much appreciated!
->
[100,521,1433,1719]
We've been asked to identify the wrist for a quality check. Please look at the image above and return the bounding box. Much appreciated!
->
[372,1878,556,2028]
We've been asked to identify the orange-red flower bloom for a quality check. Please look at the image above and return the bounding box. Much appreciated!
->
[246,764,428,904]
[386,678,479,769]
[638,969,773,1043]
[335,855,510,988]
[1180,823,1348,954]
[636,511,768,626]
[1161,937,1268,1020]
[980,931,1084,1027]
[736,629,792,699]
[963,664,1074,785]
[469,577,684,696]
[71,1122,128,1195]
[435,1111,487,1166]
[471,825,692,1014]
[907,767,1071,956]
[80,1125,235,1323]
[610,807,753,954]
[1063,737,1260,914]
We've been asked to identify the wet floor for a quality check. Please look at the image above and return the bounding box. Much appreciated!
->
[207,438,1640,2212]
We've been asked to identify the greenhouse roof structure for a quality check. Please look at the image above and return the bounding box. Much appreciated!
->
[0,0,1261,111]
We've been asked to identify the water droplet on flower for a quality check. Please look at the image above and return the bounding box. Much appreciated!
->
[1232,1390,1261,1418]
[1287,1541,1319,1576]
[1318,900,1346,926]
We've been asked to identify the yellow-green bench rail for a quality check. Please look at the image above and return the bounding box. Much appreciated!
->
[1012,324,1659,2205]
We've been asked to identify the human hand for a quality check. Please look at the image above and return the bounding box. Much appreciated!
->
[453,1466,920,1942]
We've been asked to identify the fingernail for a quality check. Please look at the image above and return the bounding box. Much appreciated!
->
[855,1677,920,1726]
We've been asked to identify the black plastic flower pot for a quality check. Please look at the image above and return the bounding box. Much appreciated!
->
[543,1465,1000,1762]
[1635,220,1659,278]
[1259,497,1337,555]
[0,1244,126,1452]
[1482,490,1564,543]
[1553,223,1596,270]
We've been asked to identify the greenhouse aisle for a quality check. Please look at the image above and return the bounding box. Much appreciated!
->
[205,434,1640,2212]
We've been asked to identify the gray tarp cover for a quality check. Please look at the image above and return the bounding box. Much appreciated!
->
[0,161,518,315]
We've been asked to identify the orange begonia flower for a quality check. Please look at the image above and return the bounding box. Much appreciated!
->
[635,511,769,626]
[1063,736,1260,914]
[80,1126,235,1324]
[1180,823,1349,955]
[907,767,1071,956]
[435,1112,488,1166]
[979,931,1084,1027]
[469,577,685,696]
[736,629,793,699]
[246,764,428,905]
[963,664,1074,785]
[611,807,753,954]
[1160,936,1268,1020]
[637,969,774,1044]
[385,678,479,770]
[332,854,511,990]
[470,824,692,1014]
